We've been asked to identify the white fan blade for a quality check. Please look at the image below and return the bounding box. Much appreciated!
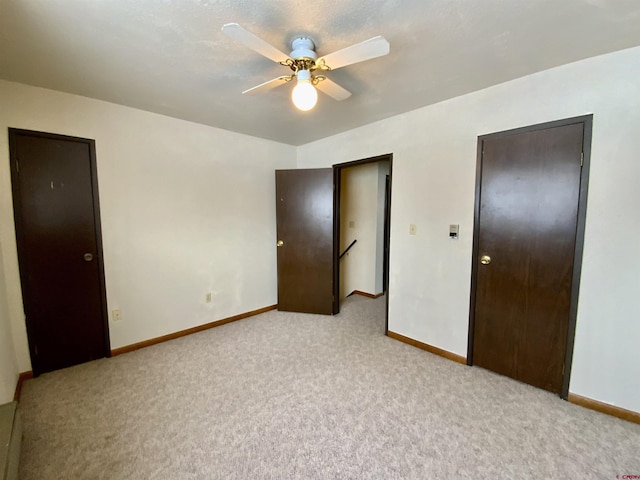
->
[242,76,292,95]
[222,23,291,64]
[317,36,390,70]
[315,77,352,101]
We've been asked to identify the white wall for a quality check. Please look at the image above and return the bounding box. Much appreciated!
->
[0,80,297,373]
[0,236,19,403]
[297,46,640,413]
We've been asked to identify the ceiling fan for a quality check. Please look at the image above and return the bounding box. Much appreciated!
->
[221,23,390,111]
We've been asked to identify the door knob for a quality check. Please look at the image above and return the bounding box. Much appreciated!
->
[480,255,491,265]
[84,253,94,262]
[276,240,284,247]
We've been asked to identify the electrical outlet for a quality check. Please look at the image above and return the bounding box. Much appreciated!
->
[112,309,122,322]
[205,292,212,303]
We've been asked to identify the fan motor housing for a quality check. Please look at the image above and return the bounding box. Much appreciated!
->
[290,37,317,61]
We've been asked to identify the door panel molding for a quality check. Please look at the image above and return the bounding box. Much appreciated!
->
[467,115,592,399]
[8,128,110,375]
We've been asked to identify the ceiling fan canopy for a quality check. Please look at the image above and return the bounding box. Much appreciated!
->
[221,23,390,111]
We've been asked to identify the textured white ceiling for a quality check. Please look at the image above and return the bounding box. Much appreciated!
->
[1,0,640,145]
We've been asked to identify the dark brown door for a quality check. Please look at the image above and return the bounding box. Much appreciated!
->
[9,129,109,375]
[472,122,584,393]
[275,168,336,315]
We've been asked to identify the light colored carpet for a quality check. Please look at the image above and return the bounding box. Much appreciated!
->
[18,294,640,479]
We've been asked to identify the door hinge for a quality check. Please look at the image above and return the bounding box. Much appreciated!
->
[580,152,584,167]
[16,159,19,174]
[562,363,565,375]
[34,345,38,356]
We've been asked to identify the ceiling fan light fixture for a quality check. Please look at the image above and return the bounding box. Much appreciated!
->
[222,23,390,111]
[291,69,317,111]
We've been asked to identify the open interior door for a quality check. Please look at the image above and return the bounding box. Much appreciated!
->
[275,168,337,315]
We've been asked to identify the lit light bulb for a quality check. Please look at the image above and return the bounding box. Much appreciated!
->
[291,70,317,111]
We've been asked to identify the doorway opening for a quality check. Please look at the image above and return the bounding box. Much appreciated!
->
[334,154,393,333]
[274,153,393,329]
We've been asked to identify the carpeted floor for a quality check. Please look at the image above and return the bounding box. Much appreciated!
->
[18,294,640,479]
